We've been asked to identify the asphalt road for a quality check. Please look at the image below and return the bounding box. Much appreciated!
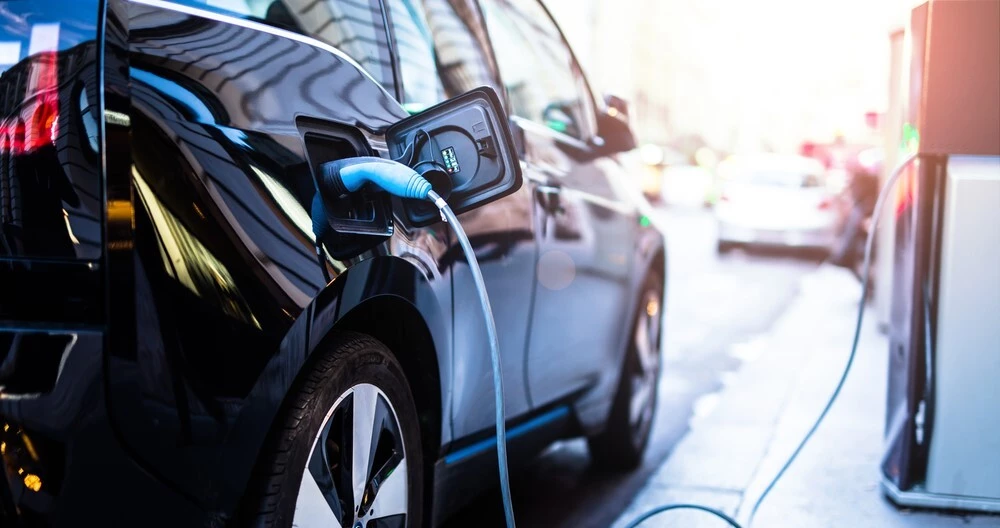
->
[444,206,822,528]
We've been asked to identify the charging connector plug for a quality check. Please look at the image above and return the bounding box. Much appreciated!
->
[320,156,432,201]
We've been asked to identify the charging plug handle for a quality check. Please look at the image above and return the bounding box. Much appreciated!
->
[320,156,433,201]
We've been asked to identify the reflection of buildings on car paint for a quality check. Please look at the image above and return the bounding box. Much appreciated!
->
[0,22,59,73]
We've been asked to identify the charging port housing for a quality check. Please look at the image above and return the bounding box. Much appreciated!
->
[386,87,521,226]
[297,120,392,258]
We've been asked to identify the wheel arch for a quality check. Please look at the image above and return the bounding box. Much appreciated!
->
[621,232,667,365]
[649,245,667,285]
[310,258,448,528]
[307,256,450,461]
[634,234,667,323]
[330,294,444,463]
[229,256,450,522]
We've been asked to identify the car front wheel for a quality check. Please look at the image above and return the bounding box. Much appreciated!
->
[588,273,664,470]
[242,332,423,528]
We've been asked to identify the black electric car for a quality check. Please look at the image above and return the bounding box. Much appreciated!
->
[0,0,666,526]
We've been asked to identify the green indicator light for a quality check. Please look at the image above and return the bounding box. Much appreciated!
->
[639,215,651,227]
[441,146,460,174]
[546,120,568,133]
[901,122,920,153]
[402,102,428,115]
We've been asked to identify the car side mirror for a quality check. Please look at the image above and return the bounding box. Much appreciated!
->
[386,87,523,226]
[593,104,637,156]
[604,94,630,120]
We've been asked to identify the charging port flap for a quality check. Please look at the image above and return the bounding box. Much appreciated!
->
[386,87,522,226]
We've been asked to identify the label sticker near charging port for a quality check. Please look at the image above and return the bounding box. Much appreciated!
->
[441,146,461,174]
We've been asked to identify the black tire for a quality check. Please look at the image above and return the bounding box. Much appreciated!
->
[241,332,423,528]
[588,273,664,471]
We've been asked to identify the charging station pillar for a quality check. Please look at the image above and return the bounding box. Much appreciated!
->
[880,0,1000,513]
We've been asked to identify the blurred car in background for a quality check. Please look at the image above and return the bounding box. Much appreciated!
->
[637,143,687,202]
[715,154,836,253]
[829,146,884,274]
[639,163,665,201]
[634,142,720,206]
[661,163,714,207]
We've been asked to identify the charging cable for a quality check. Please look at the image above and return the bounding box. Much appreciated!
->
[318,157,517,528]
[740,152,916,524]
[319,152,916,528]
[427,188,518,528]
[624,152,917,528]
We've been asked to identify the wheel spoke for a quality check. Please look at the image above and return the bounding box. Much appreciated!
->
[298,412,348,526]
[366,455,407,519]
[634,313,656,374]
[647,307,661,355]
[351,384,379,511]
[630,375,654,426]
[295,467,346,528]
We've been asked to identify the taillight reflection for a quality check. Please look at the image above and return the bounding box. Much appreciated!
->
[0,50,59,155]
[26,93,58,152]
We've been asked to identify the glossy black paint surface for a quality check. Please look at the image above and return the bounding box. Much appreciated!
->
[0,0,105,326]
[0,0,665,525]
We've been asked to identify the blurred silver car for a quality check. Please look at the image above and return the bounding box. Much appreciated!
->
[714,154,836,253]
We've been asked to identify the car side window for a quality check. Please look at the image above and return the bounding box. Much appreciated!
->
[169,0,396,92]
[478,0,594,140]
[384,0,504,112]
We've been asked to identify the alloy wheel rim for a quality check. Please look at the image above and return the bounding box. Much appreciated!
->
[629,290,661,443]
[294,383,408,528]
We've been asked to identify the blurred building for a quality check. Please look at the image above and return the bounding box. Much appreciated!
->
[547,0,921,154]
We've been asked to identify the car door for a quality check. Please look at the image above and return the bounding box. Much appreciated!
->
[382,0,535,437]
[479,0,640,407]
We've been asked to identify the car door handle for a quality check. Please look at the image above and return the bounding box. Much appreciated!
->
[535,184,563,215]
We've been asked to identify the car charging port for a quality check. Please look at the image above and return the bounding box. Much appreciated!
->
[397,162,452,223]
[416,163,453,200]
[298,120,394,259]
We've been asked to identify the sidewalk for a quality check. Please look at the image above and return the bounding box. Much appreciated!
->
[614,265,1000,527]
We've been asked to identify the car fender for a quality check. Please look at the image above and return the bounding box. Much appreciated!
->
[219,255,451,515]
